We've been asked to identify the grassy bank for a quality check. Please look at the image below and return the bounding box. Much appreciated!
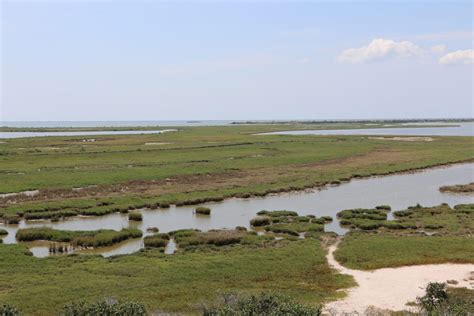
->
[0,239,354,315]
[16,227,142,248]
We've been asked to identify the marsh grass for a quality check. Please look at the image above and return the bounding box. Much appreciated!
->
[195,207,211,215]
[16,228,142,248]
[144,233,170,249]
[128,212,143,221]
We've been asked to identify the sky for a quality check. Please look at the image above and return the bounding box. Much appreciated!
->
[1,1,473,121]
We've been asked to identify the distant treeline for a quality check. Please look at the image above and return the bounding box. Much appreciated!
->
[231,118,474,125]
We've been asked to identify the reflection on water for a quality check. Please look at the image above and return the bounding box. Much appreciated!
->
[260,122,474,137]
[1,163,473,257]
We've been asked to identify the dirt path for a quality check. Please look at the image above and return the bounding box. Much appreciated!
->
[324,241,474,314]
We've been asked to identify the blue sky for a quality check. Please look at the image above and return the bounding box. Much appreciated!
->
[1,1,473,121]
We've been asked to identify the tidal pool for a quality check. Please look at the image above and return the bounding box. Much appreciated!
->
[1,163,473,257]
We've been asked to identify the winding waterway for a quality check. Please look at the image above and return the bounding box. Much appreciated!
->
[1,163,473,257]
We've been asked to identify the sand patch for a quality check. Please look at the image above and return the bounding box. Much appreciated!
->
[368,136,434,142]
[144,142,171,146]
[324,242,474,314]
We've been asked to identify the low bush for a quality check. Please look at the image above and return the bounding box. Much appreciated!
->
[250,217,271,227]
[375,205,391,210]
[128,212,143,221]
[144,233,170,249]
[0,303,19,316]
[3,215,20,225]
[204,293,321,315]
[63,299,147,316]
[146,227,159,233]
[0,229,8,236]
[195,207,211,215]
[393,210,413,217]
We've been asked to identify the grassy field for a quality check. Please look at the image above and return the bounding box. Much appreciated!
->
[1,124,473,220]
[0,239,354,315]
[334,204,474,269]
[334,234,474,270]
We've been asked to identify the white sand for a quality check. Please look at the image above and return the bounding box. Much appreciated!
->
[324,242,474,314]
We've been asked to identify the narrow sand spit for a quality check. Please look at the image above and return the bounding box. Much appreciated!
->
[324,242,474,314]
[368,136,434,142]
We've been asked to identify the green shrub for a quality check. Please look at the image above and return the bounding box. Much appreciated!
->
[195,207,211,215]
[417,282,449,313]
[144,234,169,249]
[0,303,19,316]
[63,299,147,316]
[3,215,20,225]
[375,205,391,210]
[321,216,333,223]
[128,212,143,221]
[393,210,413,217]
[204,293,321,315]
[0,229,8,236]
[146,227,159,233]
[250,217,271,227]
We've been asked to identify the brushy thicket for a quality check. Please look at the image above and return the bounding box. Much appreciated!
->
[195,207,211,215]
[203,293,321,316]
[417,282,473,315]
[63,299,147,316]
[0,304,19,316]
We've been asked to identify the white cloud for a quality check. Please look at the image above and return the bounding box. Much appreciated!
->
[439,50,474,65]
[337,38,424,63]
[430,44,447,54]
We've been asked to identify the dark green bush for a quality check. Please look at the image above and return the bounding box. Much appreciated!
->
[393,210,413,217]
[3,215,20,225]
[0,303,19,316]
[144,233,169,248]
[128,212,143,221]
[250,217,271,227]
[417,282,449,313]
[375,205,391,210]
[204,293,321,315]
[195,207,211,215]
[0,229,8,236]
[63,299,147,316]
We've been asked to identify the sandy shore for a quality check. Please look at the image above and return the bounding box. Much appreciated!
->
[324,242,474,314]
